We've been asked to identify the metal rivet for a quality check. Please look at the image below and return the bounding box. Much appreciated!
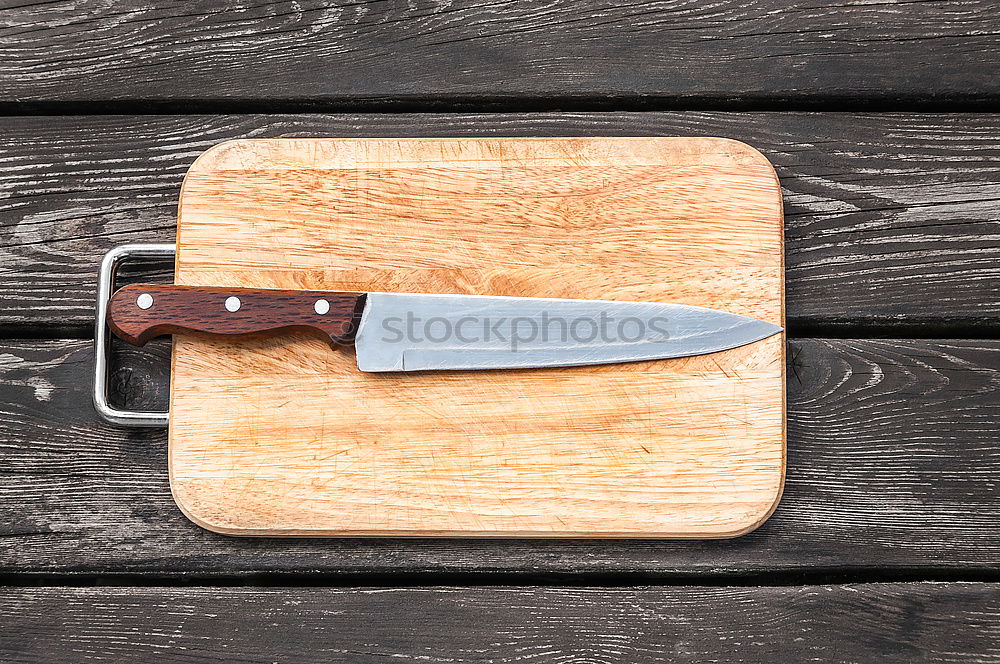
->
[136,293,154,310]
[224,296,241,312]
[314,299,330,315]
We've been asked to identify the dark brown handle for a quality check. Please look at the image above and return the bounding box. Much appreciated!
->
[107,284,367,347]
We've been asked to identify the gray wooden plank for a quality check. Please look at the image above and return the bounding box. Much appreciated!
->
[2,112,998,334]
[1,1,997,106]
[2,337,998,574]
[3,584,999,663]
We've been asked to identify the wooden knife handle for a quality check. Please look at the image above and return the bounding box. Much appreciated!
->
[107,284,367,347]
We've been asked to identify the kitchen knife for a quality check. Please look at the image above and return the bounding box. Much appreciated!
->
[108,284,782,372]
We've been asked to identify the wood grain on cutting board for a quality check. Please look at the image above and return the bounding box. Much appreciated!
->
[169,137,785,537]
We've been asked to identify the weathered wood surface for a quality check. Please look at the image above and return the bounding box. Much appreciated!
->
[3,337,997,573]
[1,2,996,658]
[2,113,999,335]
[4,583,1000,663]
[1,1,997,108]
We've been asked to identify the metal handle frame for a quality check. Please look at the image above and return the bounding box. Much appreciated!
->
[93,243,175,427]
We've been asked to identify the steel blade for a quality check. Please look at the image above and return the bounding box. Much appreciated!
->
[354,292,782,372]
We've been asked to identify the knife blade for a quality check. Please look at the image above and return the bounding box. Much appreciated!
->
[108,284,782,372]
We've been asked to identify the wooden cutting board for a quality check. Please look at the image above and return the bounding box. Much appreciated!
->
[169,137,785,537]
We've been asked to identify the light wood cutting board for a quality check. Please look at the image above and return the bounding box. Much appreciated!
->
[169,137,785,537]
